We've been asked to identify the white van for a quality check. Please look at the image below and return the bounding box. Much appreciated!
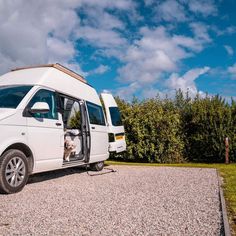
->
[0,64,126,194]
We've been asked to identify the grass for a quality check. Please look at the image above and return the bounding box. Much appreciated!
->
[106,160,236,235]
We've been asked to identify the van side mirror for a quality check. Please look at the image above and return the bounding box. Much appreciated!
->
[29,102,50,114]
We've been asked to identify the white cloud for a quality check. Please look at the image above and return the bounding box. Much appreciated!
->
[0,0,81,74]
[47,38,76,62]
[74,4,133,59]
[81,8,124,30]
[228,63,236,77]
[224,45,234,56]
[117,26,209,85]
[91,65,110,75]
[76,26,127,48]
[189,22,211,43]
[80,0,134,10]
[213,25,236,36]
[144,0,155,6]
[165,66,210,97]
[224,26,236,34]
[0,0,135,75]
[157,0,187,22]
[172,35,203,52]
[187,0,217,16]
[116,66,211,100]
[151,0,217,23]
[115,82,140,100]
[114,23,212,99]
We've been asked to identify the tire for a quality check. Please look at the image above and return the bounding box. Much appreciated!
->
[90,161,104,171]
[0,149,29,194]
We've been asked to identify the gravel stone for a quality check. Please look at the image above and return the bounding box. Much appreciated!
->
[0,166,223,235]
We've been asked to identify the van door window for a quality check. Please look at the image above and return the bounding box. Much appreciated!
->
[66,100,81,129]
[86,102,105,126]
[59,96,81,129]
[27,89,58,119]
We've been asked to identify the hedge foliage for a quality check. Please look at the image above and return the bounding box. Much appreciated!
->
[113,91,236,163]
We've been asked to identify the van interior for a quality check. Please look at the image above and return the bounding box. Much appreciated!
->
[58,94,85,163]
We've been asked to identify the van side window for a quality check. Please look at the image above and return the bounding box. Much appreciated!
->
[87,102,105,126]
[58,96,81,129]
[27,89,58,119]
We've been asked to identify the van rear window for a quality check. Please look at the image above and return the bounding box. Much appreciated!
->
[109,107,122,126]
[0,85,32,108]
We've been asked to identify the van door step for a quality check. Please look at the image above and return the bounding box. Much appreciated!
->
[62,160,85,167]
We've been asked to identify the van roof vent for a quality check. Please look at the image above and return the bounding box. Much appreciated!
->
[11,63,87,84]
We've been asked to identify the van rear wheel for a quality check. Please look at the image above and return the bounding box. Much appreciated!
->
[0,149,29,194]
[90,161,104,171]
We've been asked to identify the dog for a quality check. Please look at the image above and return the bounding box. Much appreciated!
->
[64,138,76,162]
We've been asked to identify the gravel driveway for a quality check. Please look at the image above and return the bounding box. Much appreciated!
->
[0,166,223,235]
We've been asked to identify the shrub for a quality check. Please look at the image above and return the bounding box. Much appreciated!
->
[115,96,184,163]
[113,91,236,163]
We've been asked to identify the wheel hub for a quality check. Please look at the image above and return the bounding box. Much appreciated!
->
[5,157,26,187]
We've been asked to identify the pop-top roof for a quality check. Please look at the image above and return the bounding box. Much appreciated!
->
[11,63,87,84]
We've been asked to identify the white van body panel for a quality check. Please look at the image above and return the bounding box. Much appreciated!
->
[101,93,126,153]
[0,109,28,156]
[0,108,17,121]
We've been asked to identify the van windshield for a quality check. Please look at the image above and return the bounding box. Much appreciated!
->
[0,85,32,108]
[109,107,122,126]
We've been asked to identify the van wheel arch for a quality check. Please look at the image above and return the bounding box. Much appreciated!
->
[2,143,34,174]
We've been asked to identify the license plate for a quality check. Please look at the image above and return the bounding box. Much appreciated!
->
[115,135,123,140]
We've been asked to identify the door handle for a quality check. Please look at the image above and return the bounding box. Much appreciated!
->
[56,122,62,126]
[91,126,95,129]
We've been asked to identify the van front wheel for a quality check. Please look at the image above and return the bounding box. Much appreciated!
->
[90,161,104,171]
[0,150,29,194]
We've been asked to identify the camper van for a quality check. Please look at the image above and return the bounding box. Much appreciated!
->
[0,64,126,194]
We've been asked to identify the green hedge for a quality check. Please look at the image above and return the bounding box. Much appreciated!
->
[112,91,236,163]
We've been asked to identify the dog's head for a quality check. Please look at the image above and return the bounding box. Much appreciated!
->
[65,140,75,150]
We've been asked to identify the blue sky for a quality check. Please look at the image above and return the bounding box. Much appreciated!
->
[0,0,236,100]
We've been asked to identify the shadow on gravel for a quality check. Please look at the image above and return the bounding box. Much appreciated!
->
[27,164,114,185]
[27,166,87,185]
